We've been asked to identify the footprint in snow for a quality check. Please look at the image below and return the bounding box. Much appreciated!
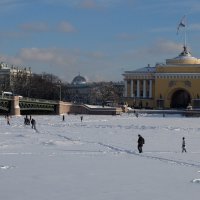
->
[0,165,15,170]
[191,179,200,183]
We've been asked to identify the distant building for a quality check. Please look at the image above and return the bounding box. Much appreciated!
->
[0,62,32,93]
[123,46,200,109]
[66,74,124,105]
[66,74,91,103]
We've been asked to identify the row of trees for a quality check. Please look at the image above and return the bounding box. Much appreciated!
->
[1,72,65,100]
[1,71,124,105]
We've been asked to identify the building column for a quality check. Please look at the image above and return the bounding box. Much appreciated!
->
[56,101,71,115]
[149,80,152,98]
[124,80,127,97]
[137,80,140,98]
[143,80,146,98]
[10,96,20,115]
[131,80,134,97]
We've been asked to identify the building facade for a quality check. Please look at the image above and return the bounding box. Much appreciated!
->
[0,62,31,93]
[123,46,200,109]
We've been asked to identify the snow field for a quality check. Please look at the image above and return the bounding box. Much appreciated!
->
[0,113,200,200]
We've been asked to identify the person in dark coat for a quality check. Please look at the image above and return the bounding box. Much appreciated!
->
[182,137,187,153]
[7,115,10,125]
[24,116,30,125]
[137,134,145,153]
[31,118,36,129]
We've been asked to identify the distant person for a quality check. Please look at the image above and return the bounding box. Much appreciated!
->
[31,118,36,129]
[25,115,31,125]
[80,116,83,122]
[182,137,187,153]
[137,134,145,153]
[7,115,10,125]
[62,115,65,121]
[24,116,30,125]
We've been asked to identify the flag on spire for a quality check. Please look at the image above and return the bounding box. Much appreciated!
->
[177,16,186,34]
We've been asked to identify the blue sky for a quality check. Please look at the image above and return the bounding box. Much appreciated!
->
[0,0,200,82]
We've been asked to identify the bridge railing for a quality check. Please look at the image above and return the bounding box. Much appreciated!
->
[20,97,58,104]
[0,97,13,100]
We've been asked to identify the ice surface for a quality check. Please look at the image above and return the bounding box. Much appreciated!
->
[0,113,200,200]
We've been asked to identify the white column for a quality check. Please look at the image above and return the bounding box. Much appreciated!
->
[124,80,127,97]
[131,80,134,97]
[143,80,146,98]
[149,80,152,98]
[137,80,140,98]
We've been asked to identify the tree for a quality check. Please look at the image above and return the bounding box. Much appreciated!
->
[11,72,64,100]
[88,82,123,106]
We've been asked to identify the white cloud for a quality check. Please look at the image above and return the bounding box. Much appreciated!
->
[18,48,79,66]
[20,48,55,62]
[0,47,115,81]
[0,40,183,82]
[0,54,24,66]
[151,40,182,55]
[119,39,183,70]
[58,21,77,33]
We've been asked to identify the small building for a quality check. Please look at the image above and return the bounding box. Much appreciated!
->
[123,46,200,109]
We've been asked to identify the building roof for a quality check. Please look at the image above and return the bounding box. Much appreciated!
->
[0,62,9,69]
[71,75,87,85]
[124,46,200,77]
[124,66,156,74]
[166,46,200,65]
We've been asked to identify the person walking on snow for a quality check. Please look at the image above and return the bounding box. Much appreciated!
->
[137,134,145,153]
[182,137,187,153]
[7,115,10,125]
[31,118,36,130]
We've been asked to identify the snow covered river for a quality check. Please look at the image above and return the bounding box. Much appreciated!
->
[0,113,200,200]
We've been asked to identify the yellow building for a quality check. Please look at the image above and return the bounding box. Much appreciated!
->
[123,46,200,109]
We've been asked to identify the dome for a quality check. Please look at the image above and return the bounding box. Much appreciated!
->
[166,46,200,65]
[71,75,87,85]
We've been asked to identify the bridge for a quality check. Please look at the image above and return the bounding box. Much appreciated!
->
[0,96,71,115]
[0,96,122,115]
